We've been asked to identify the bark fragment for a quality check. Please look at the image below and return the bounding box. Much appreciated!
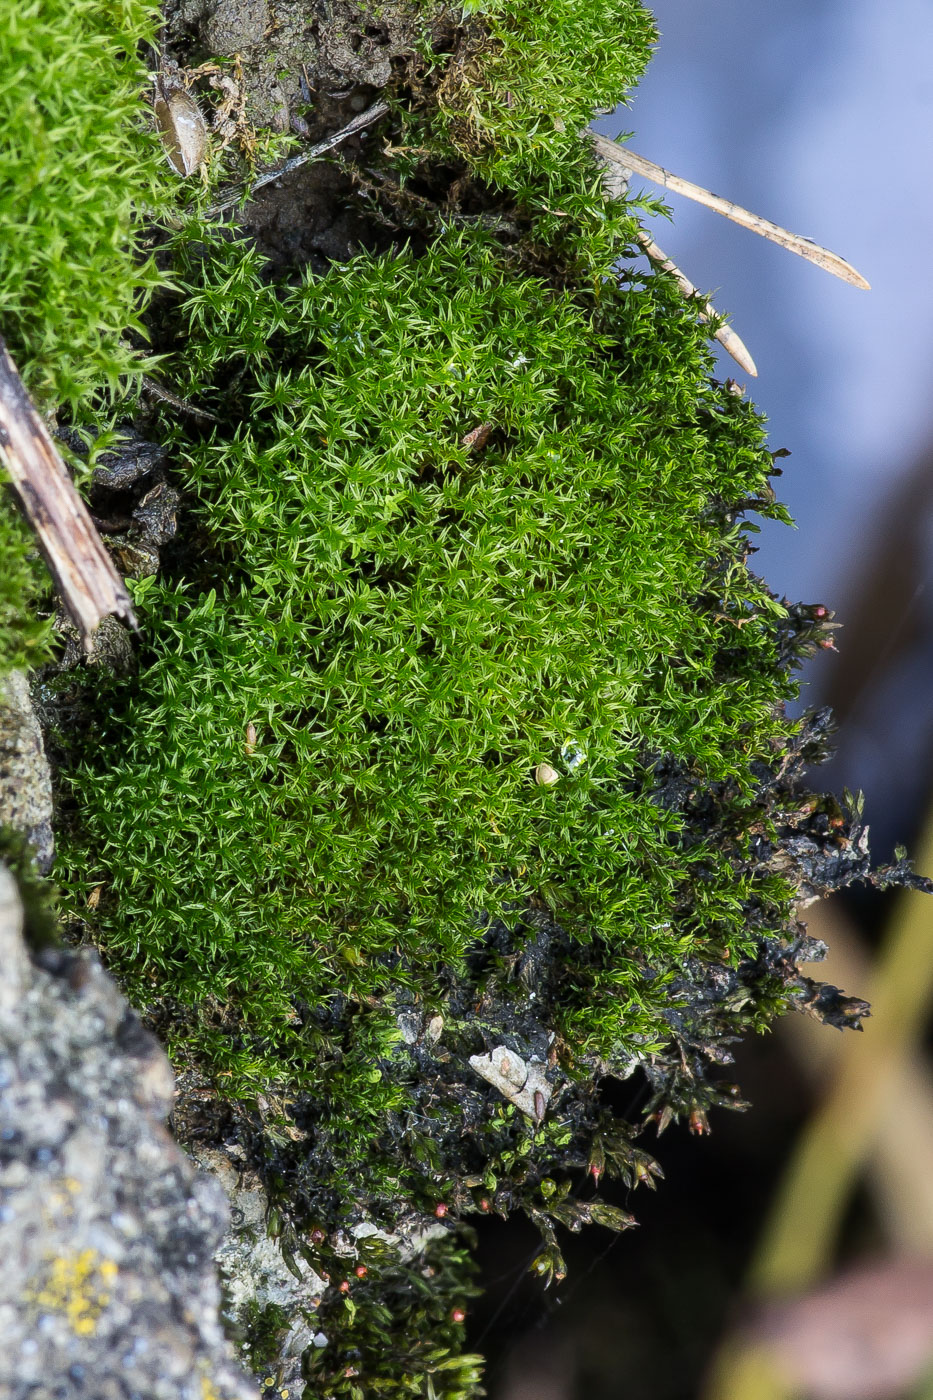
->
[0,336,136,648]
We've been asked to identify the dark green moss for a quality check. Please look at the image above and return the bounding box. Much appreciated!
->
[302,1232,482,1400]
[239,1299,291,1371]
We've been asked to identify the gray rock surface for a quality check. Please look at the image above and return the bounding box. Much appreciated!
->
[0,670,54,872]
[187,1144,327,1392]
[0,862,259,1400]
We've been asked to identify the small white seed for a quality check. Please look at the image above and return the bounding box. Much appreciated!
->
[535,762,560,786]
[154,82,207,176]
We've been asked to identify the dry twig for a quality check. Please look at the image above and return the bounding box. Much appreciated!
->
[203,99,390,217]
[635,229,758,376]
[0,334,136,647]
[591,133,870,289]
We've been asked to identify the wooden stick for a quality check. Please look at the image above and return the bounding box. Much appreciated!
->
[635,230,759,377]
[590,132,870,290]
[0,335,136,648]
[203,99,390,217]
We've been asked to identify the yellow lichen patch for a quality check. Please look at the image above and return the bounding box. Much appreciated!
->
[26,1249,117,1336]
[199,1373,248,1400]
[40,1175,83,1229]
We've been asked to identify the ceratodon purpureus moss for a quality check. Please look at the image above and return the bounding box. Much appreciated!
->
[2,0,930,1396]
[59,213,912,1265]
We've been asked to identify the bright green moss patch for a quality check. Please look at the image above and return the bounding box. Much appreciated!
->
[4,0,870,1297]
[0,0,898,1393]
[0,0,165,407]
[0,492,51,675]
[0,0,169,672]
[60,219,801,1211]
[432,0,655,189]
[398,0,661,276]
[1,0,167,719]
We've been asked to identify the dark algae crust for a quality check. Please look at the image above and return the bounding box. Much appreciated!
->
[2,0,928,1395]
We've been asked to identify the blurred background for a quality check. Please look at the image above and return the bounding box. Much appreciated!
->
[468,3,933,1397]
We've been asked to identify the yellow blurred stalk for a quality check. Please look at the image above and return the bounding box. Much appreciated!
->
[702,809,933,1400]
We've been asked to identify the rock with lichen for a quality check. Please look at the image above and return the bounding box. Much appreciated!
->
[186,1142,327,1391]
[0,861,258,1400]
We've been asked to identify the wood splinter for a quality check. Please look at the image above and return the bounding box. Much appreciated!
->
[635,230,759,377]
[590,132,870,290]
[0,334,137,649]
